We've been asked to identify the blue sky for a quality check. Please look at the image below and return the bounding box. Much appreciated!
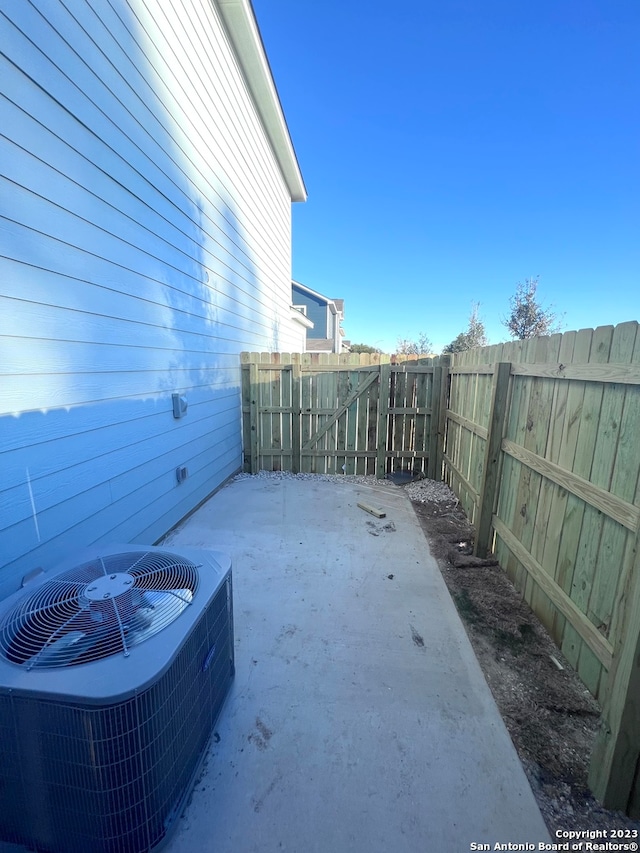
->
[253,0,639,353]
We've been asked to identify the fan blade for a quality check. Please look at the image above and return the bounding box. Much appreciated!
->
[27,631,98,668]
[126,589,192,643]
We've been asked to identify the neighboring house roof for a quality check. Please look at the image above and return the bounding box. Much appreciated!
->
[292,281,344,316]
[306,339,338,352]
[305,339,352,353]
[216,0,306,202]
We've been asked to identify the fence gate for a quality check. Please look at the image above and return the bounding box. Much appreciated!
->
[241,352,448,478]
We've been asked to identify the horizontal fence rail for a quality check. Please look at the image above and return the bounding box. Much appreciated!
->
[443,321,640,816]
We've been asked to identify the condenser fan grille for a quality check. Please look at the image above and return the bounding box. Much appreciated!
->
[0,552,199,668]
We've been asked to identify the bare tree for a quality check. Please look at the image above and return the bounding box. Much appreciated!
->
[443,303,488,354]
[396,331,433,355]
[503,277,562,339]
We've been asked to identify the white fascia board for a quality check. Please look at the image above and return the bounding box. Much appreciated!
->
[290,307,315,328]
[292,280,335,307]
[216,0,307,202]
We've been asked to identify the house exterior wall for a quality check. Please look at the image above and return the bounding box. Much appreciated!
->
[0,0,304,595]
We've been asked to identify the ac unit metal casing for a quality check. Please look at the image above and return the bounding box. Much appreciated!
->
[0,545,234,853]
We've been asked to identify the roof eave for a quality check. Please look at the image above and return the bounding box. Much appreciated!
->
[292,280,335,306]
[216,0,307,202]
[290,307,315,329]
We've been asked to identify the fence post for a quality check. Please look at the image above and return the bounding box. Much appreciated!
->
[589,533,640,814]
[249,358,259,474]
[376,362,390,478]
[436,359,450,481]
[428,360,449,480]
[291,359,301,474]
[428,363,442,480]
[474,362,511,557]
[240,353,251,472]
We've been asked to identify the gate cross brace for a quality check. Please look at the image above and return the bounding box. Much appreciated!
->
[301,370,379,451]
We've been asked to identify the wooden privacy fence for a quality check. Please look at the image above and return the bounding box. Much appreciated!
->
[444,321,640,815]
[240,352,448,479]
[240,324,640,816]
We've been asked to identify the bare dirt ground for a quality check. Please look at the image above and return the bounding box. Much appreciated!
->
[406,478,640,836]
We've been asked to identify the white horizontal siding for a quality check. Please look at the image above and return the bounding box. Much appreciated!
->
[0,0,304,593]
[1,231,281,343]
[1,400,239,559]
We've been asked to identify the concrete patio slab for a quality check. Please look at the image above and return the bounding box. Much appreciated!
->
[164,474,550,853]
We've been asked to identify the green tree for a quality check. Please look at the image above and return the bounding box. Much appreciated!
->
[443,303,488,354]
[503,277,562,339]
[349,343,383,354]
[396,332,433,355]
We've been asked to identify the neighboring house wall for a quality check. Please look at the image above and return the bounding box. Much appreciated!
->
[291,281,345,353]
[299,292,329,338]
[0,0,305,595]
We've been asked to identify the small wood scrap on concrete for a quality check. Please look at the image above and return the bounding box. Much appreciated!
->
[357,502,386,518]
